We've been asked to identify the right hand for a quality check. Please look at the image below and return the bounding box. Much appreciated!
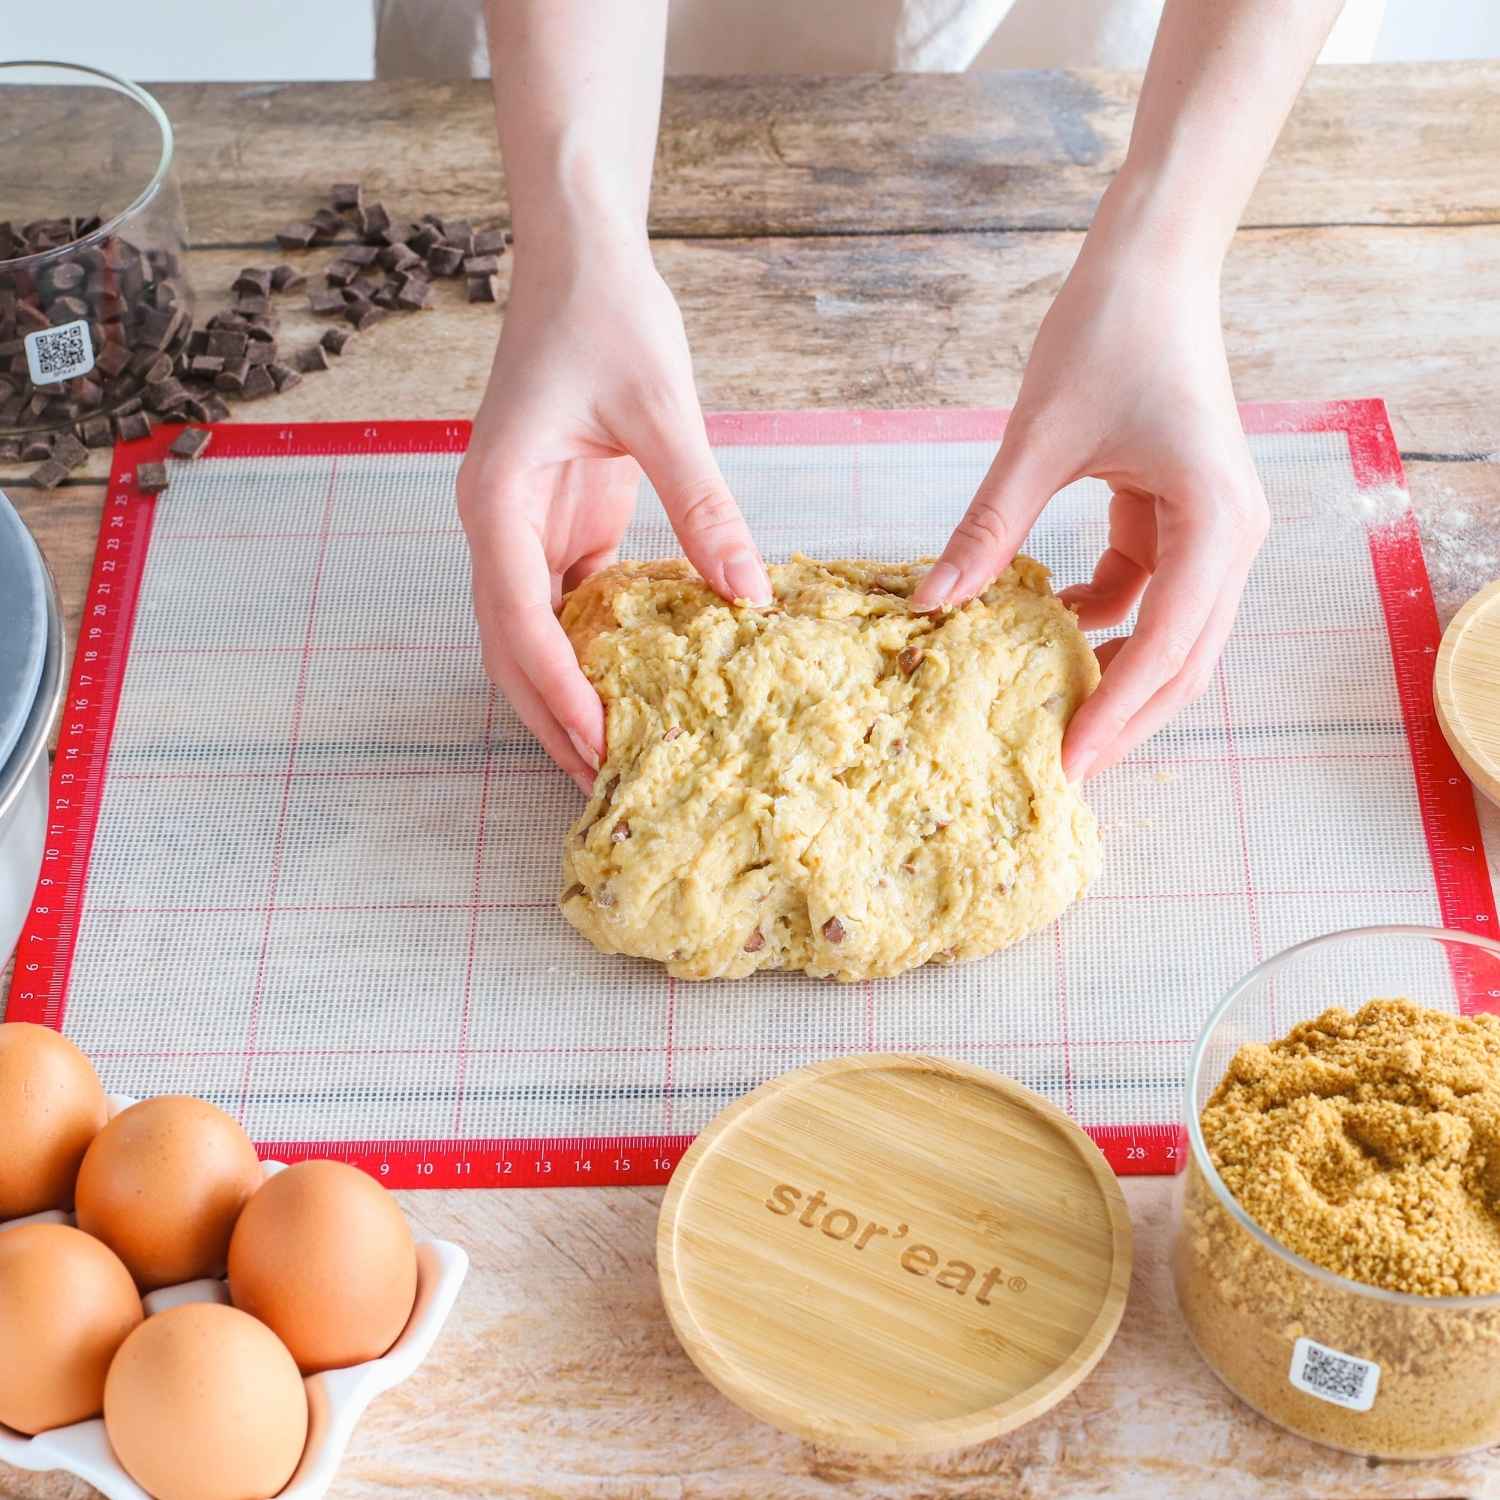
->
[457,245,770,794]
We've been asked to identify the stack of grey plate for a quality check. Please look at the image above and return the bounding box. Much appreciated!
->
[0,486,64,963]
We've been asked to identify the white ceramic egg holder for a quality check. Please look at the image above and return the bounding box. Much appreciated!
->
[0,1096,469,1500]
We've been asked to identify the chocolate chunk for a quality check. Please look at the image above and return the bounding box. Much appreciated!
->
[29,458,69,490]
[181,398,212,423]
[202,394,232,422]
[133,349,173,383]
[145,378,189,412]
[310,207,344,242]
[394,279,433,311]
[898,646,924,676]
[472,229,507,256]
[347,304,384,331]
[189,354,225,378]
[114,410,153,442]
[319,327,352,355]
[294,343,329,373]
[21,436,54,461]
[331,181,363,212]
[244,318,277,341]
[466,274,499,303]
[378,243,421,273]
[340,286,372,310]
[822,916,846,944]
[0,438,20,462]
[95,342,132,379]
[463,254,501,277]
[270,263,306,292]
[169,426,212,458]
[186,329,210,357]
[443,218,475,251]
[269,363,301,393]
[407,226,441,258]
[358,202,391,242]
[206,330,248,360]
[372,286,399,310]
[324,260,358,288]
[136,461,169,493]
[426,245,464,277]
[308,289,346,316]
[53,432,89,470]
[275,222,317,249]
[48,261,87,293]
[241,364,276,399]
[80,415,114,448]
[245,340,277,366]
[214,359,248,392]
[134,304,182,349]
[71,378,103,409]
[48,295,90,324]
[378,221,415,248]
[233,294,271,318]
[341,243,381,267]
[232,267,273,297]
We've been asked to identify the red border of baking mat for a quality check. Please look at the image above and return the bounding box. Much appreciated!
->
[7,401,1495,1188]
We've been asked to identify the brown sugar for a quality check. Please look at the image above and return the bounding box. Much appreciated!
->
[1175,999,1500,1458]
[1202,999,1500,1295]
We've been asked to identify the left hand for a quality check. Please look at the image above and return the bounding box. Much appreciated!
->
[909,224,1269,781]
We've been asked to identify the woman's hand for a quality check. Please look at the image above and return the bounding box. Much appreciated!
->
[457,246,770,794]
[910,209,1269,780]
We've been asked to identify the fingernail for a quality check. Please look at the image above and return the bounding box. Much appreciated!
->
[723,551,772,607]
[911,561,960,609]
[567,729,600,773]
[1065,746,1095,784]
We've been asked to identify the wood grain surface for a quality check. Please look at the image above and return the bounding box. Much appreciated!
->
[3,66,1500,1500]
[50,66,1500,242]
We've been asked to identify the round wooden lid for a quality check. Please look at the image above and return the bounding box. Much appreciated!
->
[1436,578,1500,807]
[657,1054,1132,1454]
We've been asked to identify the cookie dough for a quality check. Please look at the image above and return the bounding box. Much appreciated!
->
[559,556,1099,982]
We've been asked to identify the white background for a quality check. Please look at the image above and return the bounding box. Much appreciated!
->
[3,0,1497,80]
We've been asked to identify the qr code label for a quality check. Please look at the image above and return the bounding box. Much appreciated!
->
[25,319,95,386]
[1289,1336,1380,1412]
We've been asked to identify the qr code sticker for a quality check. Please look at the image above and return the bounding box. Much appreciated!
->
[25,318,95,386]
[1289,1336,1380,1412]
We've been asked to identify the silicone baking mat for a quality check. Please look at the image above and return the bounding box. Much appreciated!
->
[8,403,1495,1186]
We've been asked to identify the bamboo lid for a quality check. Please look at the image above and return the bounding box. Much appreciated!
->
[1436,579,1500,807]
[656,1054,1132,1454]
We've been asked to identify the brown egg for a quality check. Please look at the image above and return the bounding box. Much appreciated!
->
[0,1223,143,1434]
[0,1022,108,1218]
[75,1096,263,1290]
[229,1160,418,1373]
[104,1302,308,1500]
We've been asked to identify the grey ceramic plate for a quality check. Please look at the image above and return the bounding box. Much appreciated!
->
[0,487,48,774]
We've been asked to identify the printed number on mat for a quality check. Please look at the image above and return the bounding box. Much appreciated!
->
[25,319,95,385]
[1288,1336,1381,1412]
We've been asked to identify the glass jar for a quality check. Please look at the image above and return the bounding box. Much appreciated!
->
[0,62,192,436]
[1174,924,1500,1458]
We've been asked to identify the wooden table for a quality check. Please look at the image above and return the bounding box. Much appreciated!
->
[5,66,1500,1499]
